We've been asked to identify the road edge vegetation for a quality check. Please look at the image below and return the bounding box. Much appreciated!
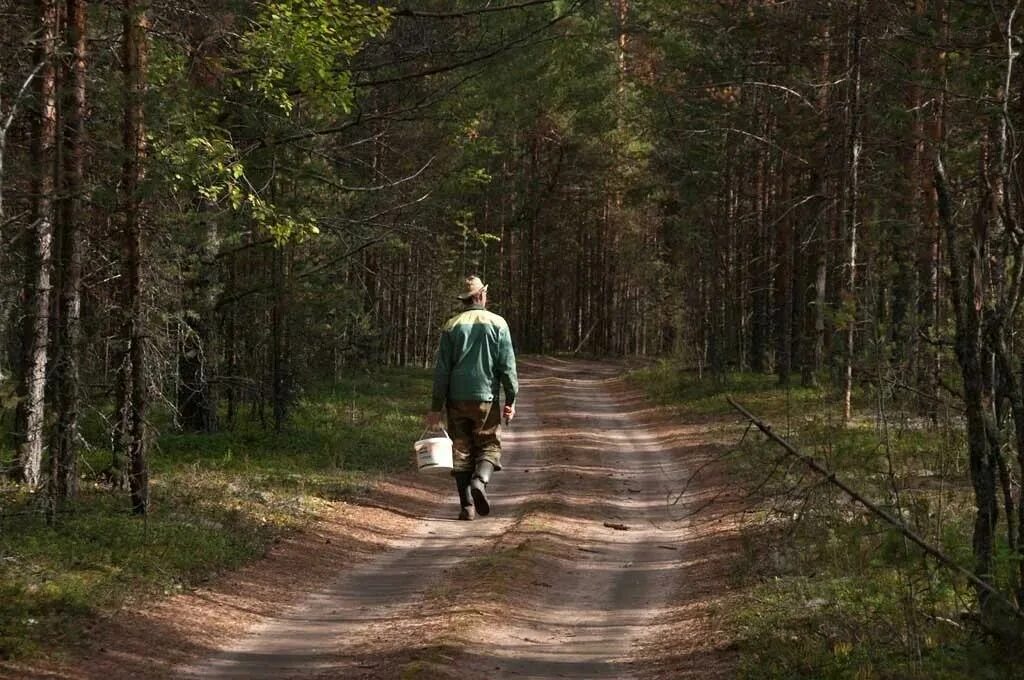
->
[629,361,1021,680]
[0,366,431,662]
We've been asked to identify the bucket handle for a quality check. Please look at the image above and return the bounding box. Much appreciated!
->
[420,426,450,441]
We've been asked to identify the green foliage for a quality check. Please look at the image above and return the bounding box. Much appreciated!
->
[0,380,19,411]
[731,573,1022,680]
[241,0,390,116]
[0,366,430,660]
[630,361,1022,679]
[629,360,823,417]
[149,0,390,243]
[0,488,271,659]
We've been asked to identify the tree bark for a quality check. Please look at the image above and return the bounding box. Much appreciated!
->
[774,164,794,386]
[921,0,948,422]
[271,243,288,432]
[12,0,58,490]
[177,202,219,433]
[52,0,88,502]
[122,0,149,515]
[936,155,999,613]
[812,9,832,381]
[891,0,927,366]
[224,251,238,428]
[842,0,863,422]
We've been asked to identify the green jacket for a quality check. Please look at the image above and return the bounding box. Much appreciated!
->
[431,305,518,411]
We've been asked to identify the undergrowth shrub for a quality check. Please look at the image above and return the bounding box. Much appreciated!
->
[0,366,430,659]
[630,360,1022,679]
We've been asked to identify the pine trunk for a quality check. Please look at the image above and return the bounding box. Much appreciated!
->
[936,156,999,613]
[52,0,88,501]
[122,0,149,515]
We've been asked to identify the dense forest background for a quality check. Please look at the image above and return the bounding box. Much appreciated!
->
[5,0,1024,654]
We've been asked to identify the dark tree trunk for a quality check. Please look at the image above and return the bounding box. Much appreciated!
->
[842,0,863,422]
[750,148,770,372]
[177,204,218,433]
[271,244,288,432]
[224,252,238,428]
[894,3,926,366]
[936,157,999,613]
[122,0,149,515]
[921,0,948,423]
[177,314,215,432]
[774,166,794,386]
[811,13,832,382]
[52,0,87,502]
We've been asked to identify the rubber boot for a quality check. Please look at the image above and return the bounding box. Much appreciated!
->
[470,460,495,516]
[454,472,475,520]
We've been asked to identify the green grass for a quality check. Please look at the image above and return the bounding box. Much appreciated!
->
[0,366,432,661]
[629,360,1022,680]
[630,360,824,417]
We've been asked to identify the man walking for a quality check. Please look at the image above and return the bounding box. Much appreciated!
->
[426,275,518,520]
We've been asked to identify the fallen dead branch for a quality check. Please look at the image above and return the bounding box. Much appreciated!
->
[726,395,1024,621]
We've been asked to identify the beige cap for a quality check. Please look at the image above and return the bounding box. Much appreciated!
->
[457,275,489,300]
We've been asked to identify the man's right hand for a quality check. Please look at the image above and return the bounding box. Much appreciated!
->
[503,403,516,424]
[424,411,443,430]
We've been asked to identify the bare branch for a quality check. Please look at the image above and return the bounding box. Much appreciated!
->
[678,127,810,165]
[0,61,46,220]
[727,396,1024,621]
[392,0,561,19]
[355,1,583,88]
[0,61,45,136]
[302,156,435,192]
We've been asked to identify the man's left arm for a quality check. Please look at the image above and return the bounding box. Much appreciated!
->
[497,325,518,421]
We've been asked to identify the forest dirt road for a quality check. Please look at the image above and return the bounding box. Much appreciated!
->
[8,358,737,680]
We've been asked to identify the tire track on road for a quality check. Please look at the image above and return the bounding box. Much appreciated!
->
[179,366,547,679]
[453,359,693,679]
[180,358,700,679]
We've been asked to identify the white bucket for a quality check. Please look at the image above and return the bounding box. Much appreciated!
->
[414,428,453,474]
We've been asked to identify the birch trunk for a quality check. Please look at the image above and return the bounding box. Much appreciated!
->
[842,0,863,422]
[12,0,58,489]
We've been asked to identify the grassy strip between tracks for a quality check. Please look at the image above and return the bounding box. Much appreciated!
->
[0,366,431,661]
[629,361,1021,680]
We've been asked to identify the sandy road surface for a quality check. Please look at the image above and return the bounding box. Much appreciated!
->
[177,372,545,679]
[451,359,697,679]
[181,358,708,679]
